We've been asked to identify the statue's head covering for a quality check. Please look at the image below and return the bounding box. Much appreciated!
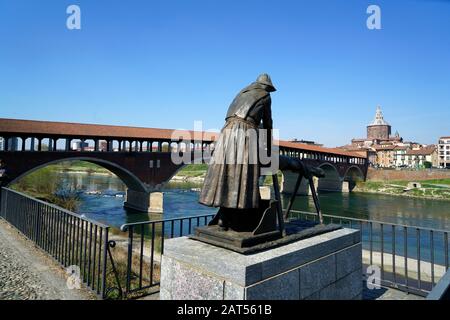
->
[256,73,276,92]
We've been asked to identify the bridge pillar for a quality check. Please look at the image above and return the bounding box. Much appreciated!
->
[280,171,317,196]
[341,181,350,193]
[317,176,343,192]
[124,189,164,213]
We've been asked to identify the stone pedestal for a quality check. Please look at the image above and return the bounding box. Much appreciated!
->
[160,228,362,300]
[124,189,163,213]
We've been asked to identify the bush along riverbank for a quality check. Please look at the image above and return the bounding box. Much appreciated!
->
[354,179,450,201]
[10,166,81,211]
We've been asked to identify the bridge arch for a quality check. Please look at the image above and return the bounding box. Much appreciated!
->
[344,165,365,182]
[317,162,342,192]
[7,157,148,193]
[343,165,365,191]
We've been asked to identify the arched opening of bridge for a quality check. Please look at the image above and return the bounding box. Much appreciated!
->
[343,166,365,192]
[6,158,162,219]
[317,163,342,192]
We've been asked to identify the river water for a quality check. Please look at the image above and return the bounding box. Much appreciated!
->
[62,172,450,232]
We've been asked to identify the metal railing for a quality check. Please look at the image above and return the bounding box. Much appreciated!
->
[118,210,450,299]
[119,214,215,298]
[0,188,122,299]
[290,210,450,297]
[1,186,448,299]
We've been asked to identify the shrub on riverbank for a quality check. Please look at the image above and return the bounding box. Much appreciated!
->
[11,166,80,211]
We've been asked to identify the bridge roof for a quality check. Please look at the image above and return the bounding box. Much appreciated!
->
[0,118,219,142]
[278,140,365,158]
[0,118,365,158]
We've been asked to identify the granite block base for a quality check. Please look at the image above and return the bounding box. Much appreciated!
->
[160,228,362,300]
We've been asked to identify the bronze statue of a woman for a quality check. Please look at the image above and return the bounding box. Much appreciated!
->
[199,74,276,229]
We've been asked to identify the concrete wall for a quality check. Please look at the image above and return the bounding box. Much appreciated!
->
[367,168,450,181]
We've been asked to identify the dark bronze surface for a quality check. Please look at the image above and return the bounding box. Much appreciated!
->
[196,74,343,251]
[191,221,342,255]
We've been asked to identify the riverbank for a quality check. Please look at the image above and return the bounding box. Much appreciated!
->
[354,179,450,201]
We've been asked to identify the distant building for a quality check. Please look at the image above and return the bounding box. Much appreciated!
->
[289,138,323,147]
[0,138,4,151]
[71,141,89,151]
[393,146,409,167]
[367,106,391,140]
[338,106,439,168]
[99,141,108,152]
[404,145,437,168]
[339,106,404,166]
[373,145,396,168]
[350,106,403,149]
[438,137,450,168]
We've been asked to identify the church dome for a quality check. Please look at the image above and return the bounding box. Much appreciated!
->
[369,106,389,126]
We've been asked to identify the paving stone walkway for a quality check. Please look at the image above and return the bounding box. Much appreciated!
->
[363,283,425,300]
[0,219,96,300]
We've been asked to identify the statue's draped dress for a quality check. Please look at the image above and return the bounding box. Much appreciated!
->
[199,83,272,209]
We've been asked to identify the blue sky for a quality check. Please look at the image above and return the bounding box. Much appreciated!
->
[0,0,449,147]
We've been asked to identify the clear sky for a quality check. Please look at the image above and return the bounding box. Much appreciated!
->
[0,0,449,147]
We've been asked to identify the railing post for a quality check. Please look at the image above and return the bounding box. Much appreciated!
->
[126,227,134,296]
[101,227,109,299]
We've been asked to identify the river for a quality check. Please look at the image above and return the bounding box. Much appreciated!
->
[61,172,450,232]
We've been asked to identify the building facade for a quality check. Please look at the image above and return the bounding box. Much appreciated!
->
[339,106,440,168]
[438,137,450,168]
[404,146,437,168]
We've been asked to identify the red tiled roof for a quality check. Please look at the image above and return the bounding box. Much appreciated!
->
[373,145,396,151]
[0,118,366,159]
[0,118,219,142]
[405,146,436,156]
[278,140,364,158]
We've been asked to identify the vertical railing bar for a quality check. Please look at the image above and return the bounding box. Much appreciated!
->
[381,223,384,280]
[81,220,87,281]
[126,227,134,294]
[369,222,373,265]
[101,228,109,299]
[392,225,396,285]
[63,212,69,267]
[56,209,62,263]
[445,232,449,271]
[139,224,145,289]
[188,218,192,234]
[92,224,98,291]
[41,203,48,252]
[71,215,76,267]
[150,222,155,286]
[97,227,103,295]
[430,230,435,286]
[49,206,54,257]
[46,205,53,254]
[87,223,93,286]
[161,221,165,254]
[76,217,81,267]
[417,228,421,290]
[404,226,408,292]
